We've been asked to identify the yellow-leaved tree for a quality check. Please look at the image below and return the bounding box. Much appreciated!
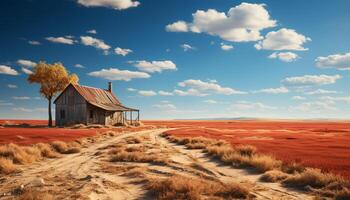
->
[28,62,78,127]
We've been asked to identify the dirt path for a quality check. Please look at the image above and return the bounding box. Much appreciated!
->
[0,128,314,200]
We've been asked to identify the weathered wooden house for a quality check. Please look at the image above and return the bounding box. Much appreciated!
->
[54,82,139,126]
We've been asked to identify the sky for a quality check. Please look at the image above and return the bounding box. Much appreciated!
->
[0,0,350,120]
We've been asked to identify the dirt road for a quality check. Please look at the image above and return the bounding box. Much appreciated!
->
[0,129,314,200]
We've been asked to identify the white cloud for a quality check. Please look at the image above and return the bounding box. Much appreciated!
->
[77,0,140,10]
[127,88,137,92]
[173,89,208,97]
[0,65,18,75]
[203,100,218,104]
[80,36,111,53]
[13,96,31,100]
[292,96,306,100]
[17,59,36,68]
[305,89,338,95]
[0,102,13,106]
[46,36,75,45]
[178,79,246,95]
[166,3,276,42]
[12,107,47,112]
[289,101,336,113]
[138,90,157,96]
[282,74,341,86]
[28,40,41,45]
[153,103,177,110]
[166,21,189,32]
[132,60,177,73]
[268,52,299,62]
[75,64,85,68]
[315,52,350,70]
[158,90,173,96]
[319,96,350,104]
[255,28,310,51]
[180,44,195,51]
[7,84,17,89]
[88,68,150,81]
[115,47,133,56]
[254,86,289,94]
[87,29,97,34]
[21,67,33,75]
[231,101,277,110]
[220,43,234,51]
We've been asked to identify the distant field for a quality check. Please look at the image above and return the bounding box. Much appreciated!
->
[144,120,350,180]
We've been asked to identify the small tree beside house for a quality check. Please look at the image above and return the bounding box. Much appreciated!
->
[28,61,78,127]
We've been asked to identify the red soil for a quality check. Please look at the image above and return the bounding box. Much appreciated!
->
[0,119,154,146]
[144,120,350,180]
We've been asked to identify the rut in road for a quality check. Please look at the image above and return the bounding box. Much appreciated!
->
[0,128,314,200]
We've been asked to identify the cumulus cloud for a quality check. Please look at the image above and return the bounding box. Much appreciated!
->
[254,86,289,94]
[46,36,75,45]
[12,107,47,112]
[77,0,140,10]
[28,40,41,45]
[132,60,177,73]
[7,84,17,89]
[173,89,208,97]
[80,36,111,53]
[220,43,234,51]
[178,79,246,95]
[289,101,336,113]
[166,3,276,42]
[138,90,157,96]
[231,101,277,110]
[203,99,218,104]
[22,67,33,75]
[87,29,97,34]
[292,96,306,100]
[180,44,195,51]
[75,64,85,68]
[17,59,36,68]
[115,47,133,56]
[13,96,31,100]
[127,88,137,92]
[282,74,341,86]
[315,52,350,70]
[166,21,189,32]
[0,65,18,75]
[153,103,177,110]
[88,68,150,81]
[158,90,173,96]
[268,52,299,62]
[255,28,310,51]
[319,96,350,104]
[305,89,338,95]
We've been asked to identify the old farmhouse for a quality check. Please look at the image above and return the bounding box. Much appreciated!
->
[54,82,139,126]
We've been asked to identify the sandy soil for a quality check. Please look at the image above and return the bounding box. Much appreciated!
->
[0,129,314,200]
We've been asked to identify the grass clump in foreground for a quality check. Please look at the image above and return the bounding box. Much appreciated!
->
[0,157,19,174]
[146,175,251,200]
[18,189,54,200]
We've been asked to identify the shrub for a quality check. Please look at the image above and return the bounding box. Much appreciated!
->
[234,145,257,157]
[0,157,18,174]
[249,155,282,173]
[260,170,290,182]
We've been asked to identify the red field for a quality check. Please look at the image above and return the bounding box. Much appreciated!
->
[144,120,350,180]
[0,119,152,145]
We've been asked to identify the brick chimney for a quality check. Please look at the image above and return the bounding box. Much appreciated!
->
[108,82,112,92]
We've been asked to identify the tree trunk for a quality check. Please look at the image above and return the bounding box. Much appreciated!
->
[48,97,52,127]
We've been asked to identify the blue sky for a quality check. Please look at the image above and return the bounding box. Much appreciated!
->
[1,0,350,120]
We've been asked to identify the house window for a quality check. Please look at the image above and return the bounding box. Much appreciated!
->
[89,110,93,119]
[60,110,65,119]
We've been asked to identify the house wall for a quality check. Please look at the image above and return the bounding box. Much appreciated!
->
[105,111,124,126]
[55,85,87,126]
[86,104,106,125]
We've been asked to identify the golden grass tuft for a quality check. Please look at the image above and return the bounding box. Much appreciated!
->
[146,175,250,200]
[283,168,346,189]
[234,145,257,157]
[260,170,290,182]
[51,141,81,154]
[249,154,282,173]
[18,189,54,200]
[0,157,19,174]
[0,143,42,164]
[35,143,59,158]
[110,150,168,165]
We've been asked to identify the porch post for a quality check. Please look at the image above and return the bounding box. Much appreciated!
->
[130,111,133,125]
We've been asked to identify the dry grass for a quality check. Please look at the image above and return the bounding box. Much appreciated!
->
[146,175,250,200]
[260,170,290,182]
[35,143,59,158]
[234,145,256,157]
[0,143,41,164]
[282,162,306,174]
[283,168,346,189]
[249,154,282,173]
[0,157,19,174]
[17,189,54,200]
[51,141,81,154]
[110,150,168,165]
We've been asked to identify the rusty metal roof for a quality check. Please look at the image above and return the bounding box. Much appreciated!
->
[54,83,138,111]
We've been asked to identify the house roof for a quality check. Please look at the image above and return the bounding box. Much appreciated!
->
[54,83,138,111]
